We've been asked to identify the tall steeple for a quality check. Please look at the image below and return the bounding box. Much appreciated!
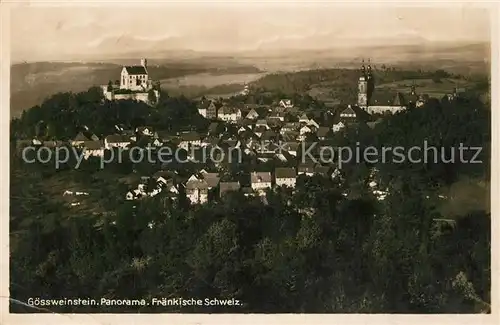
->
[358,59,368,107]
[410,80,416,96]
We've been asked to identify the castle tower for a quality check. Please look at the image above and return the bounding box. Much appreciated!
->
[357,60,368,107]
[140,58,148,69]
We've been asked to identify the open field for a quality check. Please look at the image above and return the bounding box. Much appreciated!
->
[160,72,266,88]
[376,77,476,99]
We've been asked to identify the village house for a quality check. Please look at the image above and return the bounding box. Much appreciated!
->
[104,134,132,149]
[332,121,345,133]
[136,126,154,137]
[218,105,242,122]
[178,131,201,150]
[299,113,310,124]
[251,172,272,192]
[314,165,332,178]
[71,132,89,147]
[206,101,219,119]
[82,140,104,159]
[307,119,320,129]
[268,112,286,121]
[340,105,357,119]
[185,179,209,204]
[200,171,221,189]
[275,167,297,188]
[279,99,294,109]
[299,125,313,135]
[255,119,270,129]
[219,182,241,198]
[280,122,300,135]
[197,99,212,118]
[298,163,316,177]
[246,108,260,120]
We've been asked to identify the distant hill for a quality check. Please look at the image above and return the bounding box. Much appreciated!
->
[10,60,262,117]
[10,41,489,117]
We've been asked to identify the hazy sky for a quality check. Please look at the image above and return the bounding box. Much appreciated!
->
[11,4,490,61]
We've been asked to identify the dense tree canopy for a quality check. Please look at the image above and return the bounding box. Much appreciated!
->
[9,77,490,313]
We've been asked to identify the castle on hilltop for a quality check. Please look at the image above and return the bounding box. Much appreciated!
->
[101,58,160,105]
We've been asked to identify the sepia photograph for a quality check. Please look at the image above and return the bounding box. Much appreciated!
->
[3,0,496,319]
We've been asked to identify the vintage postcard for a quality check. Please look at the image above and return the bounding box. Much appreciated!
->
[1,0,498,324]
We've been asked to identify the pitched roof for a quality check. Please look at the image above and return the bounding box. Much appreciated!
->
[316,126,331,137]
[275,167,296,179]
[340,106,356,115]
[298,163,316,173]
[124,66,148,75]
[83,140,103,150]
[106,134,131,143]
[186,179,209,190]
[220,182,241,195]
[219,105,240,115]
[314,165,331,175]
[180,131,200,142]
[251,172,272,183]
[73,132,89,142]
[202,173,221,188]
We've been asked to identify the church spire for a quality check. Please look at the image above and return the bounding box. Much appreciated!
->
[410,80,416,95]
[366,58,373,79]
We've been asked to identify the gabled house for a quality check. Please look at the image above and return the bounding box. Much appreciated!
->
[298,163,316,177]
[299,125,313,135]
[280,122,300,135]
[206,101,218,119]
[246,108,260,120]
[340,105,357,119]
[255,119,270,129]
[251,172,272,192]
[82,140,104,159]
[218,105,242,122]
[179,131,201,150]
[201,171,221,189]
[185,179,209,204]
[136,126,154,137]
[332,121,345,133]
[275,167,296,188]
[268,112,286,121]
[104,134,132,149]
[197,99,212,118]
[279,99,294,109]
[71,132,89,147]
[298,113,310,124]
[219,182,241,198]
[255,119,270,130]
[314,165,332,177]
[307,119,320,129]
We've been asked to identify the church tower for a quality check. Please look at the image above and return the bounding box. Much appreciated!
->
[366,59,375,103]
[357,60,368,107]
